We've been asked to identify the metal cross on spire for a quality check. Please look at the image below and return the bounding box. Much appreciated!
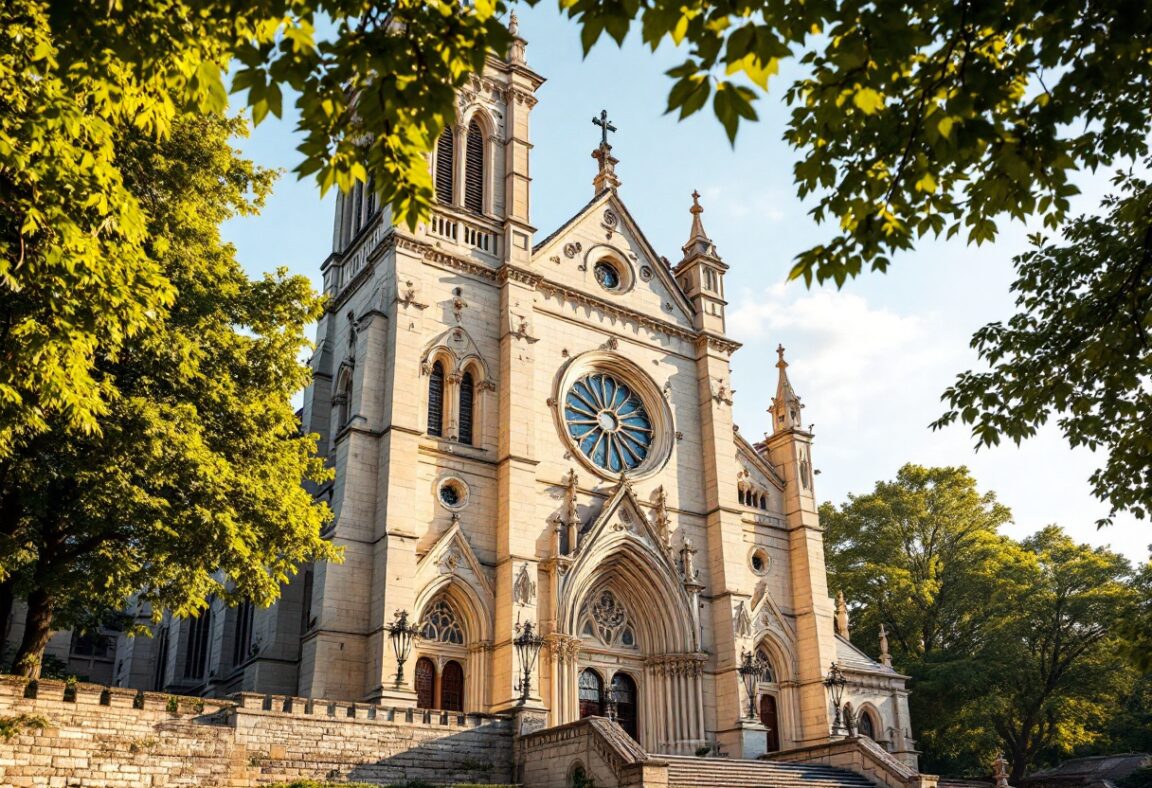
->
[592,109,617,147]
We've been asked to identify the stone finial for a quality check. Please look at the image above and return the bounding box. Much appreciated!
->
[507,12,526,64]
[879,623,892,667]
[993,754,1010,788]
[680,190,719,260]
[770,344,805,433]
[835,591,850,641]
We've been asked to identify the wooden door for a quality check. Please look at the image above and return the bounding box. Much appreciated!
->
[441,660,464,712]
[760,694,780,752]
[415,657,436,709]
[611,672,638,741]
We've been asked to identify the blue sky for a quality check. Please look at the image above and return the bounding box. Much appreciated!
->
[221,4,1148,563]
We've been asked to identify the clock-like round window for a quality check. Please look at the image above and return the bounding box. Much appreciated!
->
[594,261,621,290]
[564,373,653,473]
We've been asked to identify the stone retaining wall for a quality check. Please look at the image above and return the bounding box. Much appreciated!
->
[0,677,513,787]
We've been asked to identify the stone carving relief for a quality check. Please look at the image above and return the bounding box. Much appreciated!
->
[564,241,583,259]
[734,600,753,639]
[513,562,537,606]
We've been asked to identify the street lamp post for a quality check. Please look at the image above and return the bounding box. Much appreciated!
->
[385,610,419,688]
[823,662,848,736]
[737,650,771,720]
[513,619,545,703]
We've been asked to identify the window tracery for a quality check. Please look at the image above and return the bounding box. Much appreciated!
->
[421,599,464,644]
[564,373,653,473]
[578,589,637,649]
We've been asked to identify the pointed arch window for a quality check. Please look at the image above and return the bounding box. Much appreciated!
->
[459,370,475,446]
[464,120,485,213]
[435,127,455,204]
[858,709,877,739]
[428,361,445,437]
[336,368,353,429]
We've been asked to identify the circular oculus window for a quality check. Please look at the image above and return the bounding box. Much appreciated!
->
[594,261,622,291]
[437,477,469,510]
[750,548,771,576]
[564,372,653,474]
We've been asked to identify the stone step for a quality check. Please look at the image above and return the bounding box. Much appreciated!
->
[663,755,875,788]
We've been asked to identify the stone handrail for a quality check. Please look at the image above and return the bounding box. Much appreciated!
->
[766,735,939,788]
[518,715,668,788]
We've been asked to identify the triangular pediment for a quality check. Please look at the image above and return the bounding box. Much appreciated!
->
[574,480,676,567]
[415,519,494,603]
[532,191,696,331]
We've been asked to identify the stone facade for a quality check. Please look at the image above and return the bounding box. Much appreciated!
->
[10,18,920,770]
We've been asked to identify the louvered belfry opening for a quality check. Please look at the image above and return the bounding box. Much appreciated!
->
[428,361,445,437]
[435,127,454,204]
[459,371,475,445]
[464,120,484,213]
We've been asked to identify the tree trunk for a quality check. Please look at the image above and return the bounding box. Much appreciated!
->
[12,588,54,679]
[0,576,14,663]
[1009,738,1030,786]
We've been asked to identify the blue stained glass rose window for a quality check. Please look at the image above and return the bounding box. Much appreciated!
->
[564,373,653,473]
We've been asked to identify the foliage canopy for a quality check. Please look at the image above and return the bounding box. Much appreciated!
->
[823,465,1143,782]
[0,109,336,677]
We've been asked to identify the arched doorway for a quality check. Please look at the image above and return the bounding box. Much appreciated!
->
[611,672,638,741]
[441,660,464,712]
[415,657,436,709]
[579,668,604,718]
[759,694,780,752]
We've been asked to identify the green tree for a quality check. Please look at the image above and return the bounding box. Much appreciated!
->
[7,0,1152,474]
[0,111,338,678]
[987,527,1136,783]
[821,463,1026,776]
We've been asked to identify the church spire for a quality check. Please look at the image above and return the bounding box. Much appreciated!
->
[770,344,805,433]
[672,190,729,333]
[682,190,718,259]
[591,109,620,194]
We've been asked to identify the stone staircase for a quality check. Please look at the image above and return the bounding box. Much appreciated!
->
[665,754,879,788]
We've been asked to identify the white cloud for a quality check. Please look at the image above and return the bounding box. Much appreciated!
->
[729,284,960,430]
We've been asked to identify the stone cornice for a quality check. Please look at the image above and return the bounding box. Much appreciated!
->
[695,332,742,356]
[395,236,500,282]
[536,280,700,346]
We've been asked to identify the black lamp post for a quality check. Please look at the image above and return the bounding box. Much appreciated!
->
[513,619,545,703]
[385,609,419,688]
[823,662,848,735]
[738,650,771,720]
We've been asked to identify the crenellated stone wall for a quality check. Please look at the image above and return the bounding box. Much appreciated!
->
[0,677,513,787]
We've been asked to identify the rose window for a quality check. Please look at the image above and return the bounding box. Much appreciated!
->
[564,373,653,473]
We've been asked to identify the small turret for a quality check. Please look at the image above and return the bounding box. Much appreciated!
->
[672,191,728,333]
[770,344,806,434]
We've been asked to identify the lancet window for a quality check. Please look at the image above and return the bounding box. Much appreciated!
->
[459,371,475,445]
[428,360,445,437]
[435,127,455,204]
[464,120,485,213]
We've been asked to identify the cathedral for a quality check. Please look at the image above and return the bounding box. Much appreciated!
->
[98,20,917,765]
